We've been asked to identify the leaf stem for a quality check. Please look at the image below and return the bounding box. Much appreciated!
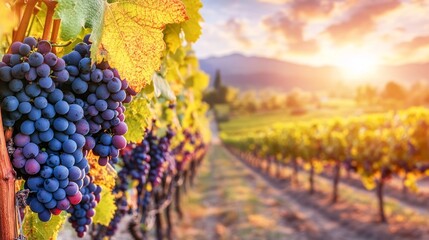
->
[52,40,72,47]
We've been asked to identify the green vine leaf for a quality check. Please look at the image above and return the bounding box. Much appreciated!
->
[56,0,105,41]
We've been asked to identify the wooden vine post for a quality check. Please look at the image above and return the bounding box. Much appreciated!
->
[0,110,17,240]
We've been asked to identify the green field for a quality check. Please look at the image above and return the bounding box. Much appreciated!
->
[219,99,383,135]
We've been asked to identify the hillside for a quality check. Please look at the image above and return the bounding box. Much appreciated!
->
[200,54,429,91]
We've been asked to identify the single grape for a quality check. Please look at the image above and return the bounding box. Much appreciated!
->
[2,96,19,111]
[36,64,51,77]
[23,37,36,48]
[37,40,52,55]
[53,165,69,180]
[9,79,24,92]
[19,44,32,56]
[29,198,46,213]
[25,159,41,175]
[0,66,13,82]
[44,178,60,193]
[10,42,23,54]
[20,120,36,135]
[44,52,58,67]
[28,52,44,67]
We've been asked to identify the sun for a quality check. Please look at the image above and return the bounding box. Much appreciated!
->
[334,50,379,78]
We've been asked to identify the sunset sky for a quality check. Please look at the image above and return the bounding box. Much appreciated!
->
[194,0,429,67]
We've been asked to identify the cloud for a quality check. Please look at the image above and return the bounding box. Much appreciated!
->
[289,40,319,55]
[263,12,303,43]
[197,0,429,65]
[396,35,429,55]
[258,0,290,4]
[223,18,252,47]
[288,0,336,20]
[263,11,320,55]
[259,0,341,20]
[323,0,401,45]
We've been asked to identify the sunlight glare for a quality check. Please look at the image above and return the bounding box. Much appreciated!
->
[334,50,379,79]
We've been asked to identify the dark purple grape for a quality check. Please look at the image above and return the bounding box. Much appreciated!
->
[37,40,52,55]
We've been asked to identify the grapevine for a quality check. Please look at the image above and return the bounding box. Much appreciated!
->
[0,0,209,239]
[222,107,429,223]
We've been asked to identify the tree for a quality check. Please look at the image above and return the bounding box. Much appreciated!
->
[286,89,304,109]
[382,81,406,100]
[203,69,237,108]
[355,84,377,105]
[214,69,222,90]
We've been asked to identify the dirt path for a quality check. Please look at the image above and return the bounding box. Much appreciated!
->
[174,122,364,240]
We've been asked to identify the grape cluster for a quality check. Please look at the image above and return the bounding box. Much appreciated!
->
[146,127,175,188]
[105,139,151,237]
[0,35,135,238]
[117,140,150,192]
[0,37,89,222]
[67,177,101,237]
[103,126,175,237]
[61,36,135,167]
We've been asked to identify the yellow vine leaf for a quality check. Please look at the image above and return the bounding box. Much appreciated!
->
[124,95,152,142]
[94,0,188,92]
[164,24,182,53]
[361,175,376,190]
[88,152,116,190]
[23,211,67,240]
[93,188,117,226]
[181,0,203,43]
[163,0,203,53]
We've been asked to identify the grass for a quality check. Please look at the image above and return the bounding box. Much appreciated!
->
[219,99,384,135]
[277,166,429,225]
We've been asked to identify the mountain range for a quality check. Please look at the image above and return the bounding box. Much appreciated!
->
[199,54,429,91]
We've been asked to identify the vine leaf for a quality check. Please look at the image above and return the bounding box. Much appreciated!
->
[56,0,188,92]
[93,188,117,226]
[153,74,176,101]
[164,24,182,54]
[181,0,203,43]
[23,211,67,240]
[186,70,209,91]
[94,0,188,92]
[124,95,152,143]
[163,0,203,53]
[56,0,105,41]
[88,152,116,191]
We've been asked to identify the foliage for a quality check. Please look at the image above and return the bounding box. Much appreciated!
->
[0,0,209,238]
[223,107,429,190]
[382,81,406,101]
[23,211,67,240]
[96,0,188,91]
[203,70,238,108]
[56,0,105,41]
[93,189,117,226]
